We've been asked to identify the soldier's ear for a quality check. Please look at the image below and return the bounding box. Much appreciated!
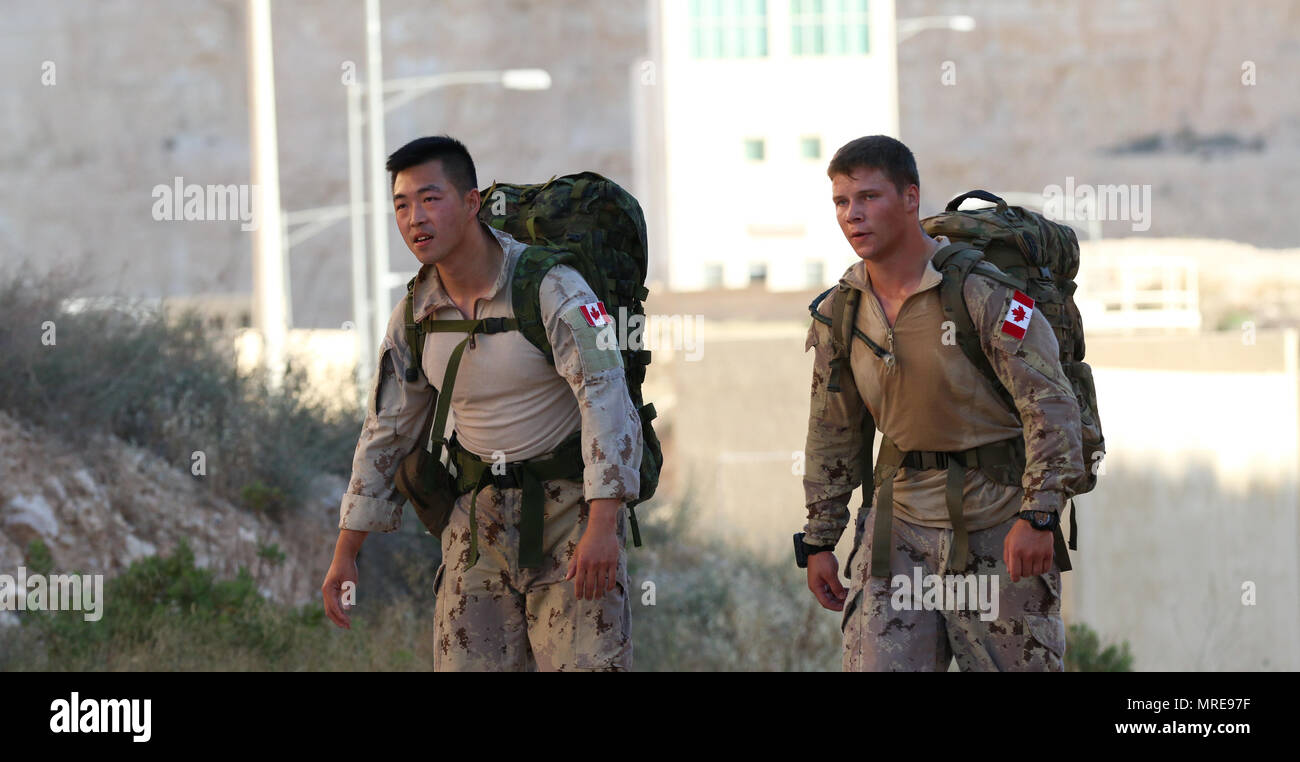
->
[464,187,481,220]
[903,184,920,215]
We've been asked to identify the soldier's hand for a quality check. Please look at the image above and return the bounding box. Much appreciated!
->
[1003,519,1054,582]
[567,499,622,601]
[807,552,847,611]
[322,555,359,629]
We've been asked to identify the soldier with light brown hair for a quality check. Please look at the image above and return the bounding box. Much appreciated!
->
[797,135,1087,671]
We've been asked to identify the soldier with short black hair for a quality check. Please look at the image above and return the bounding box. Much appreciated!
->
[322,136,642,671]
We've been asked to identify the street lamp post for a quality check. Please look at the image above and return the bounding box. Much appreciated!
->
[246,0,288,389]
[279,56,551,408]
[364,0,388,397]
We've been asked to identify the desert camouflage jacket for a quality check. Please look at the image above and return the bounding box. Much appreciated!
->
[339,224,642,532]
[802,238,1085,547]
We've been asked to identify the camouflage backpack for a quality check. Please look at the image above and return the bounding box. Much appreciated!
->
[921,189,1105,502]
[817,189,1103,576]
[401,172,662,557]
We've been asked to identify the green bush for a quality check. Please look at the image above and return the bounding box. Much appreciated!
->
[1066,621,1134,672]
[0,540,434,672]
[0,269,360,518]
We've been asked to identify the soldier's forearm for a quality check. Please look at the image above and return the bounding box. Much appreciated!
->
[333,528,368,560]
[587,498,621,534]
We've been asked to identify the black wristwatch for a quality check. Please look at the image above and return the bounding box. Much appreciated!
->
[793,532,836,568]
[1018,510,1060,531]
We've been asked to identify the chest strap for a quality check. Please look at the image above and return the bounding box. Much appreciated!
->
[404,307,519,567]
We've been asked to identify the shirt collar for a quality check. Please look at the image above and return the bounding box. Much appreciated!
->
[842,234,950,294]
[410,223,523,322]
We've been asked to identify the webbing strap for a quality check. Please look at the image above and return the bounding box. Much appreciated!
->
[428,334,471,461]
[467,473,486,568]
[872,435,1028,577]
[403,287,425,383]
[419,315,520,567]
[944,460,969,573]
[1052,522,1072,573]
[458,468,547,570]
[1068,498,1077,550]
[1055,499,1075,572]
[869,437,905,578]
[517,467,545,568]
[827,286,860,393]
[451,433,585,569]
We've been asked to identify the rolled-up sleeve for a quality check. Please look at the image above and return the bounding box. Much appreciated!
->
[539,266,641,503]
[339,303,436,532]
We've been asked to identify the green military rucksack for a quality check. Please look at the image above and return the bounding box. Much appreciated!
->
[922,189,1105,495]
[399,172,662,567]
[816,189,1103,577]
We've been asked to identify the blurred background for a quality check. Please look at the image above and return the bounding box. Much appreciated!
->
[0,0,1296,671]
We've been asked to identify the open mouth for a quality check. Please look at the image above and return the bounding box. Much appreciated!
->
[413,233,433,247]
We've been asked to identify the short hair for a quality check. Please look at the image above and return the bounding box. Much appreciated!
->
[385,135,478,195]
[826,135,919,195]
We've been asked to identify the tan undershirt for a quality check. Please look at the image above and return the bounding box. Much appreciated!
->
[844,235,1024,531]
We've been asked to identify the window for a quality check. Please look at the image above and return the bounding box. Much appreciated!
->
[791,0,870,56]
[704,263,725,289]
[748,261,768,287]
[800,135,822,159]
[690,0,769,59]
[744,137,766,161]
[805,259,825,287]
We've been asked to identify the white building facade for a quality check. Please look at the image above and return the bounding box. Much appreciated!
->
[648,0,898,293]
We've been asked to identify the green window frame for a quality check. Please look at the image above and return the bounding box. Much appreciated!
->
[690,0,770,59]
[791,0,869,56]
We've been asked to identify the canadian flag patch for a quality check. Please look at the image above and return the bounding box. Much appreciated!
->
[579,301,612,327]
[1000,290,1035,340]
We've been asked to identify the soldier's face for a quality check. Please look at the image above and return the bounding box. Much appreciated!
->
[831,168,918,261]
[392,159,480,266]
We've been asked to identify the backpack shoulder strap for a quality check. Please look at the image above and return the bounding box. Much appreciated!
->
[402,276,426,383]
[510,244,589,365]
[933,245,1017,413]
[827,284,860,393]
[810,283,893,390]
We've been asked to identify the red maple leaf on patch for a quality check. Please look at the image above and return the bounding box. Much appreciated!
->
[1011,305,1027,323]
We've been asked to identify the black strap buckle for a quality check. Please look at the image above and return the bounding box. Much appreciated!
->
[485,460,528,490]
[480,317,509,334]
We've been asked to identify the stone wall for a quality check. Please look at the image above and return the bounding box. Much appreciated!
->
[896,0,1300,247]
